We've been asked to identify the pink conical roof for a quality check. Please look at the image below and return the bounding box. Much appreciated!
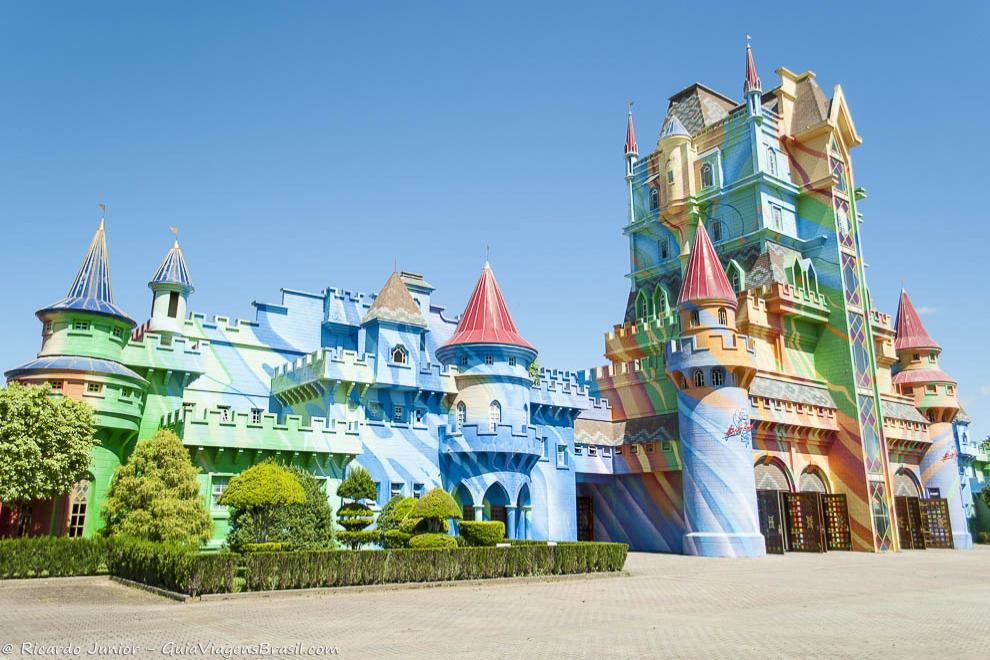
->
[677,223,736,307]
[894,289,939,351]
[744,41,761,94]
[625,109,638,155]
[442,262,535,351]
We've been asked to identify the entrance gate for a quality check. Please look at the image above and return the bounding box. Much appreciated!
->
[756,490,786,554]
[783,492,824,552]
[820,494,853,551]
[894,496,953,550]
[576,496,594,541]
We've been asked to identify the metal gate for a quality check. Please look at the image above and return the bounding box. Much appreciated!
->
[820,494,852,551]
[920,498,954,549]
[783,492,824,552]
[576,496,594,541]
[756,490,786,554]
[895,496,926,549]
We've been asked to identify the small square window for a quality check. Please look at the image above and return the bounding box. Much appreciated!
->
[602,446,612,457]
[393,405,404,423]
[631,445,639,455]
[459,356,468,367]
[414,408,425,424]
[86,382,102,394]
[112,327,124,339]
[484,355,494,365]
[508,356,516,367]
[43,321,54,334]
[661,440,672,453]
[556,445,568,467]
[646,444,655,453]
[588,446,598,457]
[369,402,382,419]
[926,384,937,394]
[73,320,90,331]
[250,408,263,424]
[119,388,130,399]
[574,445,584,456]
[615,446,623,455]
[50,381,63,392]
[218,406,231,421]
[413,483,424,499]
[390,482,404,499]
[211,476,230,509]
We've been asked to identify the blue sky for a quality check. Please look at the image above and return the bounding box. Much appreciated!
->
[0,1,986,440]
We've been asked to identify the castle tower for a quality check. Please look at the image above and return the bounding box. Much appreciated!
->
[665,222,762,557]
[148,238,193,336]
[435,262,539,537]
[361,271,429,389]
[892,290,972,549]
[743,37,762,120]
[657,115,693,209]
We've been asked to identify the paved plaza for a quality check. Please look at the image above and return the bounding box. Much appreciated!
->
[1,547,988,659]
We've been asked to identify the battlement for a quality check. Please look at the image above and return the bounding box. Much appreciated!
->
[325,286,374,307]
[440,422,542,458]
[163,404,363,455]
[188,312,261,333]
[870,308,893,331]
[122,332,207,373]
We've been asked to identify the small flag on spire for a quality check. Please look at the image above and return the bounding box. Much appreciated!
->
[169,226,179,236]
[98,203,107,213]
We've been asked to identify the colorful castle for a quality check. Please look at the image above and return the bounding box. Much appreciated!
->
[2,44,981,555]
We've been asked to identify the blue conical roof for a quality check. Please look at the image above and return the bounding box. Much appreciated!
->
[150,240,194,291]
[37,219,134,325]
[660,115,690,139]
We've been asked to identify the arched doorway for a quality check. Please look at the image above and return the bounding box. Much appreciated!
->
[893,469,927,549]
[754,457,792,554]
[893,469,922,497]
[799,468,828,494]
[516,484,531,540]
[452,483,476,523]
[483,483,509,530]
[799,467,852,551]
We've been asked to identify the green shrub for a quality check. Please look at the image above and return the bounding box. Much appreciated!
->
[408,533,457,549]
[383,529,413,549]
[337,466,377,501]
[378,496,416,532]
[105,536,237,596]
[242,542,288,554]
[241,542,628,591]
[458,521,505,547]
[220,461,306,546]
[409,488,461,530]
[336,466,378,549]
[0,536,105,578]
[977,531,990,545]
[336,530,378,549]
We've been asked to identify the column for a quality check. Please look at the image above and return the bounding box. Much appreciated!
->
[506,506,517,540]
[522,506,532,540]
[473,504,484,521]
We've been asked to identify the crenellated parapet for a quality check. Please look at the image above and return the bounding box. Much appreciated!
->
[604,314,677,363]
[122,333,207,375]
[440,422,542,459]
[163,404,363,456]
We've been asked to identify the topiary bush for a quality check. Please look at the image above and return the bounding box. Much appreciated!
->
[336,466,378,549]
[220,461,305,546]
[409,533,458,549]
[458,521,505,547]
[378,496,417,548]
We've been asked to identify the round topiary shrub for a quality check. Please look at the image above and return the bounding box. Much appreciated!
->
[409,488,461,533]
[458,520,505,547]
[408,533,458,549]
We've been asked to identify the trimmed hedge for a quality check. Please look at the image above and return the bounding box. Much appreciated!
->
[0,536,106,578]
[408,533,457,549]
[105,536,238,596]
[242,542,627,591]
[458,521,505,547]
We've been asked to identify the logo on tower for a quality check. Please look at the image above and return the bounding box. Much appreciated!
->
[724,409,753,447]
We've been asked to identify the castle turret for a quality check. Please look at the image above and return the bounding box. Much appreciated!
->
[148,238,193,336]
[892,290,972,549]
[665,222,762,557]
[361,271,429,389]
[657,115,693,206]
[743,37,763,120]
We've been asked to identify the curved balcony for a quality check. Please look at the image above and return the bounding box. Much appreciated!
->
[440,423,543,458]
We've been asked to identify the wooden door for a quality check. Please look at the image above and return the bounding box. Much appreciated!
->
[920,498,954,549]
[820,494,852,551]
[895,496,915,549]
[756,490,786,554]
[783,492,824,552]
[576,496,594,541]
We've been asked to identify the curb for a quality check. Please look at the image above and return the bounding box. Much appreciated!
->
[109,576,190,602]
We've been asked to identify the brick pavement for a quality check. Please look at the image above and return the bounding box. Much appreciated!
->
[0,547,987,659]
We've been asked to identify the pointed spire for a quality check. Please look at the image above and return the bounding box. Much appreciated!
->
[441,262,535,351]
[744,36,762,94]
[660,115,689,139]
[624,102,638,156]
[363,271,428,327]
[37,217,133,324]
[150,239,194,292]
[677,222,736,307]
[894,289,939,351]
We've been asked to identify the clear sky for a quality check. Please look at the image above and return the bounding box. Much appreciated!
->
[1,1,986,441]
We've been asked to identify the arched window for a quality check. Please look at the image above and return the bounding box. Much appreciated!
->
[690,310,700,327]
[390,345,407,364]
[693,370,705,388]
[635,290,650,320]
[489,401,501,431]
[456,402,466,427]
[766,145,777,176]
[700,162,714,188]
[718,308,728,326]
[726,260,744,293]
[711,369,724,387]
[652,286,668,318]
[649,187,659,210]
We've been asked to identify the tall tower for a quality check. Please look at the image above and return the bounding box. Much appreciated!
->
[148,238,193,336]
[892,290,972,549]
[665,223,762,557]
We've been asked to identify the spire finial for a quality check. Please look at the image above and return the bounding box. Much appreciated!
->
[485,244,491,267]
[624,103,638,155]
[744,35,762,96]
[627,100,634,114]
[98,203,107,229]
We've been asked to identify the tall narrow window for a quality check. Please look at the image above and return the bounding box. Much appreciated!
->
[210,476,230,510]
[659,238,669,260]
[456,402,466,426]
[729,268,741,293]
[771,206,783,231]
[67,481,90,538]
[712,222,723,242]
[167,291,180,318]
[766,146,777,176]
[711,369,724,387]
[690,310,700,327]
[488,401,501,431]
[649,187,659,210]
[700,162,714,188]
[693,370,705,388]
[718,308,728,326]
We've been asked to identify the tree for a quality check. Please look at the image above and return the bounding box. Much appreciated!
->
[378,495,416,548]
[528,360,541,386]
[226,466,335,551]
[0,383,95,505]
[336,466,377,549]
[219,460,305,545]
[101,429,213,544]
[408,487,461,535]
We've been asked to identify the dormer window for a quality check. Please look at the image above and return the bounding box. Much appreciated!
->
[112,327,124,339]
[459,356,468,367]
[649,187,659,211]
[700,163,714,188]
[390,345,408,364]
[508,356,516,367]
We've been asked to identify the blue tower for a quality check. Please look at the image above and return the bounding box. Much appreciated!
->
[665,223,763,557]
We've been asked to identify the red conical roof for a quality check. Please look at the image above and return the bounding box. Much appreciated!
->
[625,109,638,155]
[894,289,939,351]
[442,262,535,351]
[678,223,737,307]
[744,40,761,94]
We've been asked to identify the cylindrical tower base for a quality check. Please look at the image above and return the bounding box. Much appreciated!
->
[678,387,765,557]
[921,422,973,550]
